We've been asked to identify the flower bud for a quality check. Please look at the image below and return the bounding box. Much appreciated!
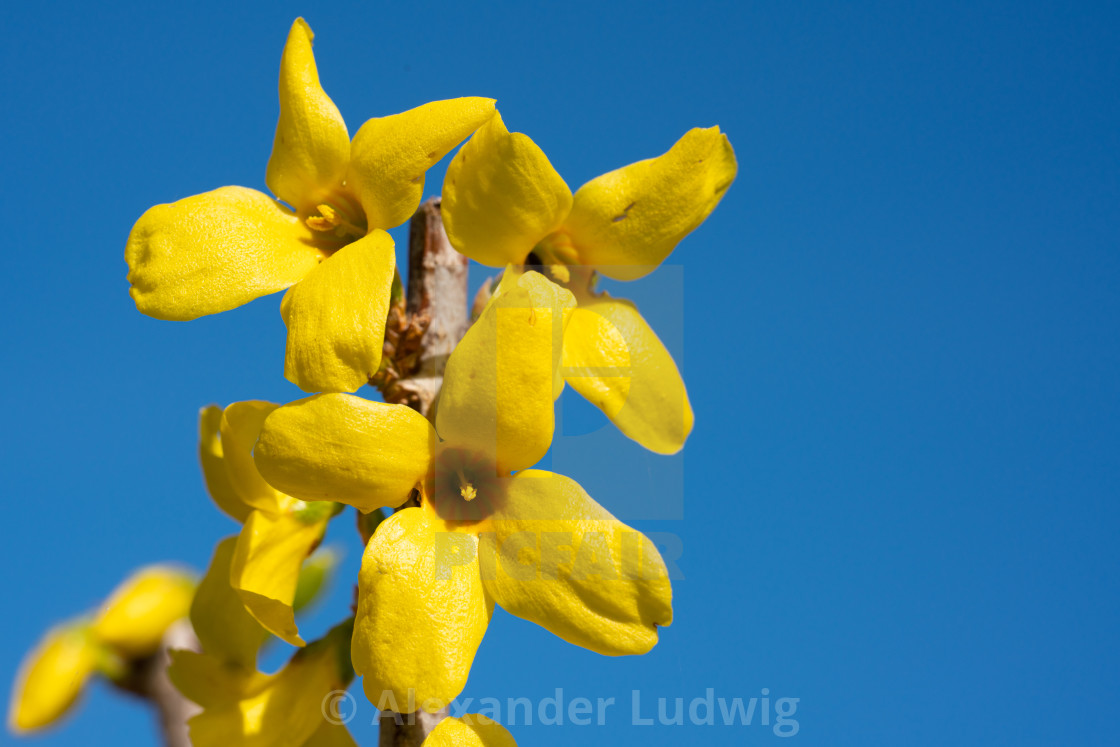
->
[8,623,98,733]
[91,565,196,657]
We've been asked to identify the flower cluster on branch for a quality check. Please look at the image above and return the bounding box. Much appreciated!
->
[10,16,735,747]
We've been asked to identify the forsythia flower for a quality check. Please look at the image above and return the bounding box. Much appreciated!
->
[91,565,196,657]
[198,403,339,646]
[125,17,495,393]
[253,272,673,712]
[9,566,196,733]
[170,621,357,747]
[189,536,271,670]
[441,114,736,453]
[425,716,518,747]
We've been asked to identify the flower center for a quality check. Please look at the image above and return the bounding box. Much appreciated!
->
[428,447,506,523]
[303,190,367,252]
[531,231,579,281]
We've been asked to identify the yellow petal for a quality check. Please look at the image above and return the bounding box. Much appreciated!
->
[481,470,672,656]
[265,18,351,213]
[191,537,270,669]
[199,406,254,523]
[436,271,574,474]
[563,126,737,280]
[304,720,360,747]
[255,393,435,513]
[441,112,572,267]
[125,186,323,321]
[280,229,396,393]
[425,716,518,747]
[563,293,693,454]
[91,566,196,657]
[188,624,351,747]
[347,97,496,230]
[8,624,98,733]
[167,649,269,709]
[352,508,491,713]
[230,511,328,647]
[483,265,564,401]
[220,401,295,514]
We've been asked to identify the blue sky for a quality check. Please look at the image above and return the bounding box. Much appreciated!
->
[2,1,1118,745]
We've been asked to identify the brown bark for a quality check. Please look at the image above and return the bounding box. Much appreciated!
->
[394,197,470,417]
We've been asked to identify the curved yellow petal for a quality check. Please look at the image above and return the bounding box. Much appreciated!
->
[481,470,672,656]
[442,112,572,267]
[563,293,693,454]
[91,566,196,657]
[167,649,269,709]
[482,265,566,401]
[436,271,574,474]
[220,401,294,514]
[199,405,254,523]
[425,716,518,747]
[191,537,270,669]
[125,186,323,321]
[563,126,736,280]
[353,508,491,713]
[265,18,351,213]
[188,624,351,747]
[304,720,360,747]
[280,229,396,393]
[347,97,496,230]
[230,511,328,647]
[8,624,98,733]
[255,393,435,512]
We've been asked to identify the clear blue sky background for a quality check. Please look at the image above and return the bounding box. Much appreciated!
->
[2,1,1118,745]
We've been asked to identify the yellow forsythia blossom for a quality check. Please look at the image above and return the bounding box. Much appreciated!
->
[425,716,518,746]
[172,621,357,747]
[442,114,737,453]
[253,272,673,712]
[125,18,495,393]
[10,565,196,733]
[197,402,338,646]
[92,565,196,657]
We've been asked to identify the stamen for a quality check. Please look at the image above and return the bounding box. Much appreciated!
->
[547,263,571,284]
[306,203,340,232]
[533,232,579,267]
[306,203,365,237]
[456,469,477,502]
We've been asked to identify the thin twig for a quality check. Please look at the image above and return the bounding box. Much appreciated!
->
[112,620,200,747]
[394,197,470,417]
